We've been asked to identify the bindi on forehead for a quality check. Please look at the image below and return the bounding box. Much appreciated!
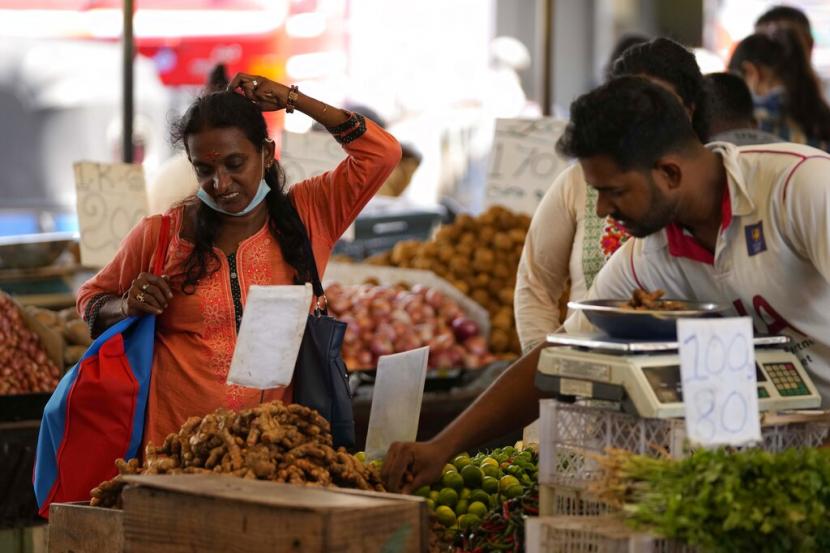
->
[205,151,222,162]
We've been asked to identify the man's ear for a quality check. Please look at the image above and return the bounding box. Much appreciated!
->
[653,157,683,190]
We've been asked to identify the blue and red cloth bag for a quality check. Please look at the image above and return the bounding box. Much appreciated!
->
[34,216,171,517]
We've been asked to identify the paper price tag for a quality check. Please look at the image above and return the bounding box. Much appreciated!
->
[73,161,149,268]
[484,118,570,216]
[227,284,313,389]
[677,318,761,447]
[365,346,430,461]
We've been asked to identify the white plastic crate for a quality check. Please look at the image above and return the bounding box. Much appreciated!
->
[526,516,697,553]
[539,400,830,490]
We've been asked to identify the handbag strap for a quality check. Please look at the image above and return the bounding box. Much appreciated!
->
[293,205,327,315]
[150,215,172,277]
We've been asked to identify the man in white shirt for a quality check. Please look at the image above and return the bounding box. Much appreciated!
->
[380,75,830,493]
[560,76,830,404]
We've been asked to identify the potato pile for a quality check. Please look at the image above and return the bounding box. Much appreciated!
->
[91,401,383,508]
[24,305,92,367]
[0,292,61,395]
[367,206,530,356]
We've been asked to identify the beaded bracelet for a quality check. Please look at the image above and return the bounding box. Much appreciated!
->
[85,293,118,338]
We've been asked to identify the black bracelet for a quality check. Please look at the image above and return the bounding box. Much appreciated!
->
[86,293,118,338]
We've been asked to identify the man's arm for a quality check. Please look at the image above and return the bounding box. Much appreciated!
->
[781,156,830,282]
[382,345,545,493]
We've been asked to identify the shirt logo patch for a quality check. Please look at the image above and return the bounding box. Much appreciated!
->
[745,221,767,256]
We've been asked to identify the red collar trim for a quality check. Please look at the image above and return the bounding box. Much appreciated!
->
[665,184,732,265]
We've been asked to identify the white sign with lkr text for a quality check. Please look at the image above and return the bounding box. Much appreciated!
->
[74,161,149,269]
[484,118,570,216]
[678,317,761,447]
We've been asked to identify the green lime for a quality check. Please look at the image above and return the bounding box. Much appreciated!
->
[506,464,523,476]
[491,493,500,508]
[504,485,524,499]
[467,500,488,518]
[501,446,516,456]
[480,457,498,468]
[460,465,483,488]
[429,490,440,502]
[455,499,469,515]
[458,513,482,531]
[414,485,431,498]
[460,487,472,500]
[425,498,435,511]
[481,464,501,479]
[434,505,456,527]
[470,489,491,508]
[482,476,499,494]
[521,473,532,485]
[443,463,458,474]
[354,451,366,463]
[453,455,472,470]
[369,459,383,470]
[441,471,465,491]
[437,487,459,508]
[499,475,520,492]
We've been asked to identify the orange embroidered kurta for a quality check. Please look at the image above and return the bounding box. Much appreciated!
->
[77,119,401,447]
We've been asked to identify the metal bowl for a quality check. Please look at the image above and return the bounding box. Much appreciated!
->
[568,299,730,340]
[0,232,77,270]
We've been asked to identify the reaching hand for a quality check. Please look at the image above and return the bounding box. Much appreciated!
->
[227,73,290,112]
[382,440,450,494]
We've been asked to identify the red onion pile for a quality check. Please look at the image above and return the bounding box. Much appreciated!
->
[327,283,495,371]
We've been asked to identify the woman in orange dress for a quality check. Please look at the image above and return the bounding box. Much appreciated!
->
[76,74,401,447]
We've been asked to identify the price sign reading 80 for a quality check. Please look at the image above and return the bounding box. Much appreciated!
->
[677,318,762,447]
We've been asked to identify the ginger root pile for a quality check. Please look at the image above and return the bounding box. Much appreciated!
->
[90,401,382,508]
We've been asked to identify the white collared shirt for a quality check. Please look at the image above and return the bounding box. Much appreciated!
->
[565,142,830,404]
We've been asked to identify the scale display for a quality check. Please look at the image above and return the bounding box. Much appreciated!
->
[536,335,821,418]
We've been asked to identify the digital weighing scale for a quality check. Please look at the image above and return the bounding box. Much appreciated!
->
[536,334,822,418]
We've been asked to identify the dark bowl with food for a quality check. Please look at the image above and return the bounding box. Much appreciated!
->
[0,232,77,270]
[568,299,730,340]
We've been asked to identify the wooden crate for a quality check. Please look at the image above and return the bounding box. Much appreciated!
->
[121,474,427,553]
[48,503,123,553]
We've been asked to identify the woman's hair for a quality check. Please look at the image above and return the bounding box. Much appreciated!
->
[729,29,830,143]
[171,92,312,293]
[610,37,710,142]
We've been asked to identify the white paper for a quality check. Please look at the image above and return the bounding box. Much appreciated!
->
[484,118,570,216]
[73,161,149,268]
[677,318,761,447]
[227,284,313,389]
[365,346,430,461]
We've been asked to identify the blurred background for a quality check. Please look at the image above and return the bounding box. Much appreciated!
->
[3,0,830,237]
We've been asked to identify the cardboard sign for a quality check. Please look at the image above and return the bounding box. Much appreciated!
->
[227,284,313,389]
[73,162,149,268]
[484,118,570,216]
[677,318,761,447]
[280,130,347,187]
[365,346,430,461]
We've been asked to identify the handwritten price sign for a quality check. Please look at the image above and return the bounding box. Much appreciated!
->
[678,318,761,447]
[73,162,149,269]
[280,130,346,187]
[484,118,570,216]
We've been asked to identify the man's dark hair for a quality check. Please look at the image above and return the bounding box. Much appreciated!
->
[603,33,649,81]
[755,5,813,47]
[610,37,710,141]
[704,72,755,129]
[556,76,699,171]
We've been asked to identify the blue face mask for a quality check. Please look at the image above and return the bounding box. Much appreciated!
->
[196,147,271,217]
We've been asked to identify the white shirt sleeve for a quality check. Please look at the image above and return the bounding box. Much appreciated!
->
[514,167,579,351]
[780,156,830,283]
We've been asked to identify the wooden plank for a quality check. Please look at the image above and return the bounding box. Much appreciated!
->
[48,503,123,553]
[121,474,400,510]
[122,486,325,553]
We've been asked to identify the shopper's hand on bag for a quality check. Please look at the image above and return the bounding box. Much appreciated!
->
[227,73,290,112]
[123,273,173,317]
[382,440,448,494]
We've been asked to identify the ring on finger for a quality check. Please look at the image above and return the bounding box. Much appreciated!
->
[141,282,150,291]
[252,79,259,89]
[136,292,146,303]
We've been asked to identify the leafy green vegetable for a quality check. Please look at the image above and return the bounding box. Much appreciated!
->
[593,447,830,552]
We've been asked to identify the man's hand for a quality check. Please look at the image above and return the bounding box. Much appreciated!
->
[382,440,450,494]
